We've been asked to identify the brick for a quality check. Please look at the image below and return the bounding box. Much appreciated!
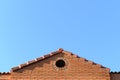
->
[0,49,111,80]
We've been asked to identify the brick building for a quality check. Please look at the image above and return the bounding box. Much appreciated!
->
[0,48,119,80]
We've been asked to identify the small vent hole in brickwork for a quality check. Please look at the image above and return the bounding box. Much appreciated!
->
[55,59,65,68]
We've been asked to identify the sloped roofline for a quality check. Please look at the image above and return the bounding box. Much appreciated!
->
[11,48,110,72]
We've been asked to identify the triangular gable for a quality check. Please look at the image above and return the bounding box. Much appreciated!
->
[11,48,109,72]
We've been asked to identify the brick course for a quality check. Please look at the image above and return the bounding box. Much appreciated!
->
[0,49,114,80]
[110,72,120,80]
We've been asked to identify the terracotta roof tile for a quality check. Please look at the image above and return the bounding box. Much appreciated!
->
[11,66,20,71]
[28,59,36,64]
[44,54,51,58]
[20,63,28,67]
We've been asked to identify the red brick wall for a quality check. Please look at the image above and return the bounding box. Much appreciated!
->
[0,74,11,80]
[110,73,120,80]
[10,53,110,80]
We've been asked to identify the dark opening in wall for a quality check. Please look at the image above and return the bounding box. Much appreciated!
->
[55,59,65,68]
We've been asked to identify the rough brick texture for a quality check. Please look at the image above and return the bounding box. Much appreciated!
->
[0,73,11,80]
[0,49,111,80]
[110,73,120,80]
[11,53,110,80]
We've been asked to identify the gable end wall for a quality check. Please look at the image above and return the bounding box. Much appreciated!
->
[10,53,110,80]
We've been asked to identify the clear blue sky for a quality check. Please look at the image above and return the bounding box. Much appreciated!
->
[0,0,120,72]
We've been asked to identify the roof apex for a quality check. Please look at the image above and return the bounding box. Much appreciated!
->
[10,48,110,72]
[58,48,64,52]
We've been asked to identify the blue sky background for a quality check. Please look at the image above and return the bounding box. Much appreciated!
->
[0,0,120,72]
